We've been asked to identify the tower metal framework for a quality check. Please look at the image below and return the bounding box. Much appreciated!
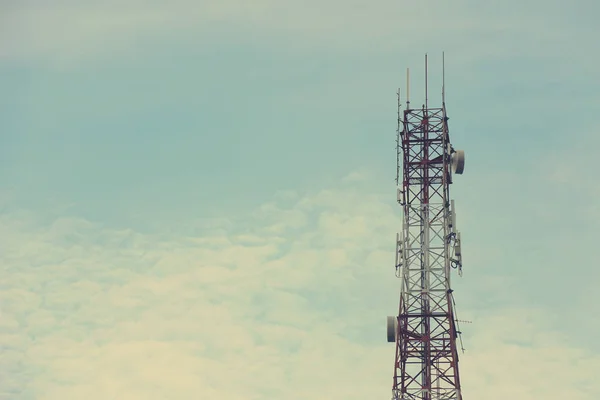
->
[387,54,466,400]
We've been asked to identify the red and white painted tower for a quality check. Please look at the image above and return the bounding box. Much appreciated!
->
[387,54,466,400]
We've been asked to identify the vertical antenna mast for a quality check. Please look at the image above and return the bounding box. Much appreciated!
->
[388,54,467,400]
[396,88,401,185]
[406,68,410,110]
[442,52,446,105]
[425,53,428,109]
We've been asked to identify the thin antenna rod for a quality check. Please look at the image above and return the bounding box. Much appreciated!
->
[406,68,410,109]
[425,53,428,109]
[442,52,446,104]
[396,88,401,185]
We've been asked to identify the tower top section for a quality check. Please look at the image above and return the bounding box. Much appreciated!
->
[401,52,450,112]
[395,53,465,190]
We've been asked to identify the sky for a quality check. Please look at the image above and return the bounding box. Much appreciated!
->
[1,0,600,399]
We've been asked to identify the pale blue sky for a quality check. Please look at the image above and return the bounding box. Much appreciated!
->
[2,1,600,399]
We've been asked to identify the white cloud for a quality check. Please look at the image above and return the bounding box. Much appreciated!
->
[1,173,599,399]
[341,170,370,183]
[461,307,600,399]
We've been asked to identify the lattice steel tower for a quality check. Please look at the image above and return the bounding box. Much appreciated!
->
[386,54,466,400]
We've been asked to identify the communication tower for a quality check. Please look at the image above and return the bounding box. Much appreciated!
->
[386,54,466,400]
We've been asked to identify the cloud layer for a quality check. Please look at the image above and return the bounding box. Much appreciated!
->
[2,175,599,399]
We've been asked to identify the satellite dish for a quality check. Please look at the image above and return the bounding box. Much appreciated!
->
[451,150,465,175]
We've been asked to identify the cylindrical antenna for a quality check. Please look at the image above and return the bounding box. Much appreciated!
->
[425,53,428,109]
[406,68,410,109]
[442,52,446,104]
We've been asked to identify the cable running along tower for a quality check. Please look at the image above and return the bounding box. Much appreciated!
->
[387,54,466,400]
